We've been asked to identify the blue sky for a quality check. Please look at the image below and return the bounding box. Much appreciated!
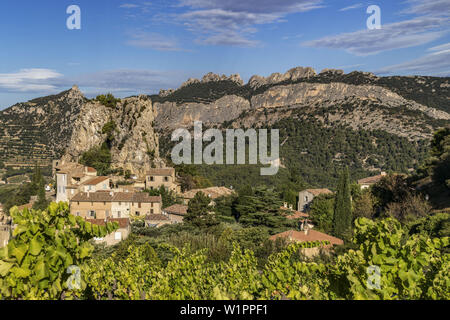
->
[0,0,449,109]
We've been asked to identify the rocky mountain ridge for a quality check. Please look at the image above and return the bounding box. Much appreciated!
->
[0,66,449,177]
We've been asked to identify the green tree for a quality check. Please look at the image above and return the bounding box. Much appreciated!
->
[333,167,352,240]
[184,192,218,228]
[309,194,335,234]
[32,180,49,211]
[79,145,112,175]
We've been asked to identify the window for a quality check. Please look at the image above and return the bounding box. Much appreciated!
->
[138,202,141,208]
[117,211,121,218]
[150,209,154,214]
[71,189,74,195]
[164,176,169,182]
[151,202,153,207]
[103,184,107,190]
[76,212,80,216]
[119,202,121,205]
[89,211,96,218]
[148,176,154,182]
[106,210,109,217]
[136,211,140,216]
[77,202,80,205]
[63,187,66,193]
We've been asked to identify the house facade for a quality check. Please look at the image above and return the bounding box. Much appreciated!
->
[145,168,180,193]
[163,204,188,224]
[182,187,234,205]
[70,191,162,219]
[297,189,333,212]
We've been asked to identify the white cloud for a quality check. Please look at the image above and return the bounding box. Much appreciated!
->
[402,0,450,17]
[126,32,183,51]
[0,69,62,92]
[376,46,450,75]
[120,3,140,9]
[302,17,449,56]
[176,0,324,46]
[339,3,364,12]
[427,42,450,52]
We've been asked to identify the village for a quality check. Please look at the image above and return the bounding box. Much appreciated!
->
[0,159,388,252]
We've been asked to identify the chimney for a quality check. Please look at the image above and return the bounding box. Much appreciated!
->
[283,202,287,208]
[381,171,387,176]
[289,204,293,210]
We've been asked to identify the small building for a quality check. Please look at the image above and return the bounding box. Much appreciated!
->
[87,218,131,246]
[182,187,234,205]
[163,204,188,224]
[80,176,111,193]
[270,229,343,258]
[145,214,171,228]
[145,168,180,193]
[297,189,333,212]
[358,172,387,189]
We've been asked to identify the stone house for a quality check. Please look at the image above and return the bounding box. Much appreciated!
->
[54,162,98,202]
[80,176,111,193]
[145,168,180,193]
[270,229,343,258]
[87,218,131,246]
[358,172,387,189]
[163,204,188,224]
[70,191,162,219]
[297,189,333,212]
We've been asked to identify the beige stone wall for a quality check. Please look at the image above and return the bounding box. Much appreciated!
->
[145,175,178,192]
[130,201,161,216]
[167,214,184,224]
[70,201,112,219]
[82,179,110,192]
[0,226,11,248]
[93,227,130,246]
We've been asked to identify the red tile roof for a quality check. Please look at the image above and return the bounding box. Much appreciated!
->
[82,176,109,186]
[358,174,385,185]
[146,168,175,176]
[270,229,343,246]
[164,204,188,216]
[285,211,309,219]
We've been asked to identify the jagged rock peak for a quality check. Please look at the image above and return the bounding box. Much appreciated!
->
[180,77,200,89]
[201,72,244,85]
[248,66,317,89]
[320,69,345,76]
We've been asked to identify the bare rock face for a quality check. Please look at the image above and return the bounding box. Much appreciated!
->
[180,78,200,89]
[62,95,161,176]
[154,95,251,131]
[248,66,317,89]
[200,72,244,86]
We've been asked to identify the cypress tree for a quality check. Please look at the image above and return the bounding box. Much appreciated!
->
[333,167,352,239]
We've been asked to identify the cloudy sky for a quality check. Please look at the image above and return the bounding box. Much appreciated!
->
[0,0,449,109]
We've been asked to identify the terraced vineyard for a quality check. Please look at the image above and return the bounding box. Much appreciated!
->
[0,87,86,166]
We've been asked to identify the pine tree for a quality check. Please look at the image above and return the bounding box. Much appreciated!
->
[33,179,48,211]
[333,167,352,240]
[184,192,218,228]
